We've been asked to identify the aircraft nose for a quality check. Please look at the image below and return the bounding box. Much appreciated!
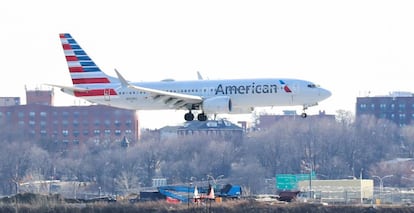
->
[319,88,331,100]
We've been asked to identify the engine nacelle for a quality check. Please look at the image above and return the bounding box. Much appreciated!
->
[202,96,232,114]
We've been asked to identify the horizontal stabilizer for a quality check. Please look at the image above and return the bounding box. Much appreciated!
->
[44,83,89,92]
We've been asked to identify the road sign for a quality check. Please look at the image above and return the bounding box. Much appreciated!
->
[276,174,297,190]
[276,172,316,190]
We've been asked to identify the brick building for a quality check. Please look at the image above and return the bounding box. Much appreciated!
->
[356,92,414,126]
[0,88,139,147]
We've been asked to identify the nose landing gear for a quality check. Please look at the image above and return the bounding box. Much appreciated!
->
[301,112,307,118]
[301,105,308,118]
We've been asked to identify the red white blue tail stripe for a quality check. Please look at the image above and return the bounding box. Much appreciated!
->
[59,33,116,97]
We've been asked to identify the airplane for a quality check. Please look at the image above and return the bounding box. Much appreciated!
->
[48,33,331,122]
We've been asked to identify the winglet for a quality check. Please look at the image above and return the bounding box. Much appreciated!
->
[197,71,203,80]
[114,69,129,87]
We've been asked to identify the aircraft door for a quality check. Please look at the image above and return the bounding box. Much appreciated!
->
[289,83,298,104]
[104,88,111,101]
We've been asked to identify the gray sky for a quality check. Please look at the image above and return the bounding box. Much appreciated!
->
[2,0,414,128]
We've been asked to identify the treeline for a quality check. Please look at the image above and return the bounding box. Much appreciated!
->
[0,113,413,195]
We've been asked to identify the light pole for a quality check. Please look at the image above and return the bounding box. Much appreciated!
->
[309,164,313,200]
[372,175,393,203]
[207,174,224,186]
[360,168,363,204]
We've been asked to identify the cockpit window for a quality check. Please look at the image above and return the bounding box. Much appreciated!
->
[307,84,319,88]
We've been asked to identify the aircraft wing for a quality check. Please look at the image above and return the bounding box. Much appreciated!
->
[114,69,203,109]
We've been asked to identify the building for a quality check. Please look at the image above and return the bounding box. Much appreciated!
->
[0,97,20,106]
[298,179,374,204]
[256,110,335,130]
[356,91,414,126]
[0,88,139,147]
[158,119,244,141]
[25,87,54,106]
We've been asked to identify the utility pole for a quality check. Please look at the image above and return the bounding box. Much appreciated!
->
[360,168,363,204]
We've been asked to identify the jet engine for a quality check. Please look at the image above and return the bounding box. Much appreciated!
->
[202,96,232,114]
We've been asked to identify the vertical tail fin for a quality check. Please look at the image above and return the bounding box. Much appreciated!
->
[59,33,114,86]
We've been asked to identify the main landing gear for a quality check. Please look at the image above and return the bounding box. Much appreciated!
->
[184,112,194,121]
[184,111,207,121]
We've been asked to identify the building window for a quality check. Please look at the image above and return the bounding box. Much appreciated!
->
[62,130,69,136]
[18,112,24,118]
[83,130,89,136]
[380,104,386,110]
[40,130,47,136]
[370,104,375,109]
[29,111,36,117]
[104,129,111,135]
[399,104,406,109]
[62,111,69,118]
[40,112,47,117]
[399,114,406,120]
[94,129,100,135]
[360,104,367,109]
[115,130,121,136]
[104,120,111,127]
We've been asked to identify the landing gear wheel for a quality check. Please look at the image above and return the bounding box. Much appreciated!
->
[301,112,307,118]
[184,112,194,121]
[197,113,207,121]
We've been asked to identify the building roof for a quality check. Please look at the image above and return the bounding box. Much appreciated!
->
[178,119,243,131]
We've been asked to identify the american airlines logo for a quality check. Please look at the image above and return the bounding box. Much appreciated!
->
[215,83,279,95]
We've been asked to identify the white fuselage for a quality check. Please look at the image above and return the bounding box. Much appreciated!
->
[72,78,331,114]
